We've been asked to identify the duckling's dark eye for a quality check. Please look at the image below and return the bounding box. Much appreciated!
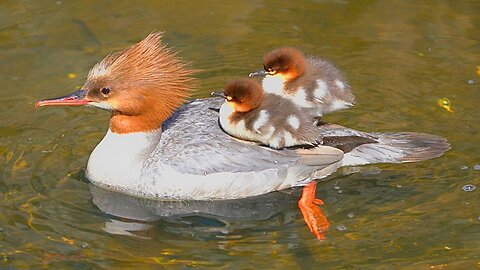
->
[101,87,111,95]
[264,66,275,73]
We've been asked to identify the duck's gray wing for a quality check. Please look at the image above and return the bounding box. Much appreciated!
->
[152,98,343,175]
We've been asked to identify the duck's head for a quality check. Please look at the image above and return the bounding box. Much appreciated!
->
[36,32,196,134]
[212,78,264,113]
[249,47,305,82]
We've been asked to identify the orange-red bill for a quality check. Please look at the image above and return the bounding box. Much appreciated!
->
[35,89,89,108]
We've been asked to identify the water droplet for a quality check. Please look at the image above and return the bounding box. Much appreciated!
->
[336,225,347,231]
[461,184,476,192]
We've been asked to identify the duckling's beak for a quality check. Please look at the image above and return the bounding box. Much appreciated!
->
[248,70,267,77]
[35,89,89,108]
[210,91,226,99]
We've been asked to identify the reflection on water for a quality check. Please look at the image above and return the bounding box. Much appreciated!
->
[90,184,299,238]
[1,0,480,269]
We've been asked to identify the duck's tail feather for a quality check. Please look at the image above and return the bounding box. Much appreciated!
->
[339,132,450,166]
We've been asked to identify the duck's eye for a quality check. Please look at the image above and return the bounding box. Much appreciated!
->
[101,87,111,95]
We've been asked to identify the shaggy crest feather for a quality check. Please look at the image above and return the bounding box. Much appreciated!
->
[90,32,196,119]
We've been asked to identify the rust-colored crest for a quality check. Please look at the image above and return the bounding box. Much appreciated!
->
[87,32,197,133]
[224,79,264,112]
[263,47,306,78]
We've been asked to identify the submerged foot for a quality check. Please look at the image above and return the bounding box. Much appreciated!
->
[298,181,330,239]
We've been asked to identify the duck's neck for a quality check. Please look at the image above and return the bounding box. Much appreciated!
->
[86,128,162,189]
[110,112,167,134]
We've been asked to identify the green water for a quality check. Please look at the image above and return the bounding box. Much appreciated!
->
[1,1,479,269]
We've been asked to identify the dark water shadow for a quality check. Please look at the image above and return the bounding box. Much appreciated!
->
[89,183,301,236]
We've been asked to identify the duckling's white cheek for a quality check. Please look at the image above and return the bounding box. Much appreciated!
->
[262,75,285,94]
[287,115,300,130]
[314,79,328,100]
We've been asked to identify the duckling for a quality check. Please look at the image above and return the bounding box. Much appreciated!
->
[213,78,321,149]
[249,47,355,118]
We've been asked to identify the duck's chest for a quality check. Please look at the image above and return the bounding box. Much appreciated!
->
[86,129,161,189]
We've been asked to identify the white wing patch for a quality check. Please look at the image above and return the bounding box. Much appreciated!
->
[253,110,269,132]
[290,88,313,108]
[314,79,328,100]
[236,119,246,133]
[287,115,300,130]
[283,131,296,147]
[268,136,282,149]
[265,126,276,137]
[330,99,352,111]
[335,80,345,90]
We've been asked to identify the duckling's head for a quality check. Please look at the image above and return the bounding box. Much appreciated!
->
[223,79,264,113]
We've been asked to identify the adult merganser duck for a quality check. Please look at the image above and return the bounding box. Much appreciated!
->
[36,32,450,239]
[212,78,320,149]
[249,47,355,119]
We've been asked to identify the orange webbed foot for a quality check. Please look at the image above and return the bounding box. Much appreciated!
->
[298,181,330,240]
